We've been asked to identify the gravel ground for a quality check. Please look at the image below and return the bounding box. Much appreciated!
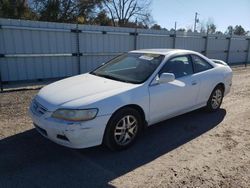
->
[0,67,250,188]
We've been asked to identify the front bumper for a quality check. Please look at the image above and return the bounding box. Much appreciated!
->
[29,108,111,149]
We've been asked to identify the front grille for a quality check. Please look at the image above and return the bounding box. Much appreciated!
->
[32,99,48,116]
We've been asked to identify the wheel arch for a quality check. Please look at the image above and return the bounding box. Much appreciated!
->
[105,104,147,132]
[113,104,147,125]
[102,104,147,146]
[215,82,225,94]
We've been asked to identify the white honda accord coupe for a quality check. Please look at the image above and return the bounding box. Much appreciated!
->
[29,49,232,150]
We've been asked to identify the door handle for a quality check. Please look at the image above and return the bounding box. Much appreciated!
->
[191,81,197,85]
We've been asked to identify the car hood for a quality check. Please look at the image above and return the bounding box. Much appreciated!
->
[36,73,137,111]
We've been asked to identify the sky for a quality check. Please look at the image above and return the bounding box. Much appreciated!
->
[151,0,250,32]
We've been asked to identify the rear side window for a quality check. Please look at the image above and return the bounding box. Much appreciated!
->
[192,55,213,73]
[159,55,193,78]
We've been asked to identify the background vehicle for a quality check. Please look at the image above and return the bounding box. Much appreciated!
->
[29,49,233,150]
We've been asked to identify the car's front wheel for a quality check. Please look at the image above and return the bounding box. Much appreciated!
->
[206,85,224,112]
[103,107,142,151]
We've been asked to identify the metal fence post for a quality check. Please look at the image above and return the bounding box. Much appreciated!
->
[130,28,138,50]
[134,27,138,50]
[226,35,232,64]
[71,23,81,75]
[170,32,176,49]
[245,38,250,67]
[76,23,81,74]
[173,31,176,49]
[203,31,209,56]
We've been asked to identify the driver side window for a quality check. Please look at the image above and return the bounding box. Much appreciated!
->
[159,55,193,78]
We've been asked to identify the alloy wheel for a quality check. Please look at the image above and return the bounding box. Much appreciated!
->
[211,89,222,109]
[114,115,138,146]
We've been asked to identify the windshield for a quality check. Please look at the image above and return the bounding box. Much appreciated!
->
[91,53,164,84]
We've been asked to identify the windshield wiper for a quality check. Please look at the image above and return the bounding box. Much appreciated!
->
[99,74,129,83]
[91,72,138,84]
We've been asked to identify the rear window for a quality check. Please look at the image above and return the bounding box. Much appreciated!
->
[192,55,213,73]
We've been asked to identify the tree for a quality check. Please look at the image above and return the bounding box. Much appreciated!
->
[207,23,216,34]
[197,18,217,34]
[0,0,35,19]
[225,25,247,36]
[30,0,103,23]
[77,0,103,22]
[177,28,185,32]
[150,24,161,30]
[94,10,112,26]
[225,25,234,35]
[206,18,216,34]
[39,0,61,22]
[103,0,152,27]
[215,31,223,35]
[233,25,246,36]
[198,20,206,33]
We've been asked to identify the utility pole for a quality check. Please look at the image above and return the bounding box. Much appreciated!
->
[174,21,177,31]
[194,12,199,32]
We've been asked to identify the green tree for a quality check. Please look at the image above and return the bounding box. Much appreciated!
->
[150,24,161,30]
[225,25,247,36]
[215,31,223,35]
[233,25,246,35]
[94,10,112,26]
[39,0,60,22]
[225,25,234,35]
[31,0,103,23]
[177,28,185,32]
[0,0,35,19]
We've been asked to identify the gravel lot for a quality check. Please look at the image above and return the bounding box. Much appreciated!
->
[0,67,250,188]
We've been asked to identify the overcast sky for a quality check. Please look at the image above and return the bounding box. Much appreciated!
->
[151,0,250,32]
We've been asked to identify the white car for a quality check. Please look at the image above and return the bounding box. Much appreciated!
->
[29,49,232,150]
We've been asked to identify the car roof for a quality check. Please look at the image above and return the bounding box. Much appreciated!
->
[130,48,218,67]
[130,49,196,55]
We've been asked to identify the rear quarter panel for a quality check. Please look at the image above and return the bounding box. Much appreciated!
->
[195,65,231,104]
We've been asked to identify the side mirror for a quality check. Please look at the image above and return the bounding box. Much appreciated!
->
[158,73,175,84]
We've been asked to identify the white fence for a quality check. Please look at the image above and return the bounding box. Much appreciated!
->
[0,18,250,86]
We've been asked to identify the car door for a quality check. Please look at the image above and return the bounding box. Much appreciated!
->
[191,54,215,105]
[149,55,201,124]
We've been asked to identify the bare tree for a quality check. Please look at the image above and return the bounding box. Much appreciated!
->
[30,0,102,23]
[103,0,152,27]
[206,18,216,34]
[197,18,216,34]
[198,20,206,33]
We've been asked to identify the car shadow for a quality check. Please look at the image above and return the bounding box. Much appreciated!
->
[0,109,226,188]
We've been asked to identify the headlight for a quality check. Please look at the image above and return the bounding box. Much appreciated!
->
[51,108,98,121]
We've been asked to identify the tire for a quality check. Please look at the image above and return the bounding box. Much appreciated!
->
[206,85,224,112]
[103,107,143,151]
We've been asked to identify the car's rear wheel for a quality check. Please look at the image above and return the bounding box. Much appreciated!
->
[103,107,142,151]
[206,85,224,112]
